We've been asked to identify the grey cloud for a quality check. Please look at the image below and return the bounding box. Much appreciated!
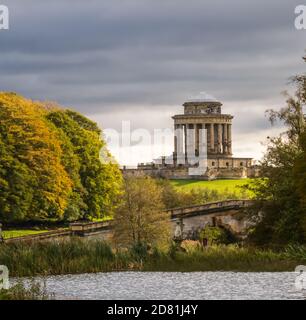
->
[0,0,305,162]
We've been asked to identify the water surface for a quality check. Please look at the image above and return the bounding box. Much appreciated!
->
[36,272,306,300]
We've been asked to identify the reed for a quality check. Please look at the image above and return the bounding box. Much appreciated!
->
[0,239,304,277]
[144,244,303,272]
[0,238,134,277]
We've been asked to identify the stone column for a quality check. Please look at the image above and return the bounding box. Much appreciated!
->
[223,123,228,154]
[186,124,195,164]
[174,123,178,155]
[184,124,188,163]
[227,124,232,155]
[217,123,222,154]
[209,123,214,153]
[195,124,201,156]
[176,124,184,164]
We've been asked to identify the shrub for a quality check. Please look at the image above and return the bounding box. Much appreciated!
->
[0,279,52,300]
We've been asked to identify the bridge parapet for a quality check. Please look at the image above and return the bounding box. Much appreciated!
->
[70,220,112,238]
[168,199,254,218]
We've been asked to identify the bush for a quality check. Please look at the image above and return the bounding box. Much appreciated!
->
[0,279,52,300]
[199,226,233,245]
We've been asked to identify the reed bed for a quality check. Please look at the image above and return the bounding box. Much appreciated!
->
[1,239,305,277]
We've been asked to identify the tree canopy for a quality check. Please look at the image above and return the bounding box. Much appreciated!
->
[113,176,171,248]
[0,92,122,222]
[247,55,306,245]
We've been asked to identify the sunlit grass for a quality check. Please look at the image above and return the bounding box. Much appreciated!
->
[2,230,50,240]
[171,179,254,198]
[91,215,113,222]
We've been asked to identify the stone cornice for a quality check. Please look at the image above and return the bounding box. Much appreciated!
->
[183,101,222,107]
[173,114,233,124]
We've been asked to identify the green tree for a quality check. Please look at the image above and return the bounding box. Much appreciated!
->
[246,55,306,245]
[113,176,171,248]
[47,109,122,220]
[294,129,306,240]
[0,93,73,221]
[0,92,122,222]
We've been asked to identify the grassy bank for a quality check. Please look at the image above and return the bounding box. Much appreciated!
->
[0,239,304,277]
[2,230,52,240]
[171,179,253,197]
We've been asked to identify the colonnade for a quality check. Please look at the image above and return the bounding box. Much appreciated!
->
[174,123,232,159]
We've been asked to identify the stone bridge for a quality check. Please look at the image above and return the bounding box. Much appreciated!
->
[1,200,253,243]
[168,199,254,240]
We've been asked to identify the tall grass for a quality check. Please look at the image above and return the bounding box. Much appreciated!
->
[283,244,306,261]
[0,238,136,277]
[144,243,304,272]
[0,239,305,277]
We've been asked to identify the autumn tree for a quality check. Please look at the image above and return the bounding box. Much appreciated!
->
[0,92,122,222]
[0,93,72,221]
[113,176,171,248]
[46,109,122,220]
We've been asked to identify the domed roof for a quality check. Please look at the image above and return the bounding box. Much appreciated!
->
[186,91,220,103]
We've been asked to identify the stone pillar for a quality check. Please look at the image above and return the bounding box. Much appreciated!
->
[227,124,232,155]
[186,124,195,164]
[184,124,188,163]
[223,123,228,154]
[209,123,214,153]
[195,124,201,156]
[217,123,222,154]
[174,123,178,155]
[176,124,184,164]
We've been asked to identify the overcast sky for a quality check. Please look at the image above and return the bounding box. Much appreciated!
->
[1,0,305,165]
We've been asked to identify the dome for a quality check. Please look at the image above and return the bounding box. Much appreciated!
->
[186,91,220,103]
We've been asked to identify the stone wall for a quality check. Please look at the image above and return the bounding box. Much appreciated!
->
[122,165,255,180]
[2,222,113,244]
[172,210,250,240]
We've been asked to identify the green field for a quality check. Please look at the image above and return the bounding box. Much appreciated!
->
[2,230,50,240]
[171,179,252,196]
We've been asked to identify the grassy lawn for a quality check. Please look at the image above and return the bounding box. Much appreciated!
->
[171,179,252,196]
[91,215,113,223]
[2,229,51,240]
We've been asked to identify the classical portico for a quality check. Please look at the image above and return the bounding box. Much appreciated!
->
[123,91,255,180]
[173,92,233,162]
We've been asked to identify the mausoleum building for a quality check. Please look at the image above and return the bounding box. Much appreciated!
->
[123,92,258,180]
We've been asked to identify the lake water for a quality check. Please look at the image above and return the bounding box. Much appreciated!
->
[32,272,306,300]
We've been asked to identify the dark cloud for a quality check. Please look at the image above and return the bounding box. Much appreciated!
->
[0,0,305,162]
